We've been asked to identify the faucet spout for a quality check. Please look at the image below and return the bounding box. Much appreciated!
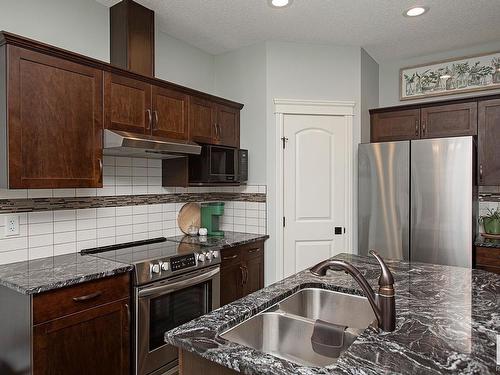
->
[309,251,396,332]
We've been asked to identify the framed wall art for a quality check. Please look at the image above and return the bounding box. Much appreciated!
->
[400,51,500,101]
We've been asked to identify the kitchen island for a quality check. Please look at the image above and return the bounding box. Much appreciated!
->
[165,253,500,374]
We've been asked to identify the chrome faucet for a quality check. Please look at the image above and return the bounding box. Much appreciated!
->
[309,250,396,332]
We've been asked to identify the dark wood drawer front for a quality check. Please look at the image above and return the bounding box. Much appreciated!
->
[421,102,477,138]
[220,247,242,267]
[476,246,500,266]
[33,274,130,324]
[242,241,264,261]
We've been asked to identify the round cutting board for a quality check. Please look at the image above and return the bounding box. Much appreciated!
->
[178,203,201,235]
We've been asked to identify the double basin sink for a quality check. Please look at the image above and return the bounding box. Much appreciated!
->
[220,288,376,367]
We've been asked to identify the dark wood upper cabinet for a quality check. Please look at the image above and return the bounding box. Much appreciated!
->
[189,96,216,144]
[421,102,477,138]
[6,46,103,189]
[152,86,189,140]
[104,72,151,134]
[110,0,155,77]
[478,99,500,185]
[216,104,240,147]
[370,109,420,142]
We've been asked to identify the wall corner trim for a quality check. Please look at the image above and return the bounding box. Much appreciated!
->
[274,99,355,116]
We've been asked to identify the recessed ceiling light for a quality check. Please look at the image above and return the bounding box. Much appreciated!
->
[403,6,429,17]
[268,0,293,9]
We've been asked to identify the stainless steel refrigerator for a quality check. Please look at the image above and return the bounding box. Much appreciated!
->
[358,136,475,268]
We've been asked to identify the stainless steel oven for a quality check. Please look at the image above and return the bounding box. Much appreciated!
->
[136,265,220,375]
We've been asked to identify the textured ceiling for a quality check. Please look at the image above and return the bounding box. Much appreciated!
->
[97,0,500,62]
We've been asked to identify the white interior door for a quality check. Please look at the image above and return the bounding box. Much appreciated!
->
[283,114,348,277]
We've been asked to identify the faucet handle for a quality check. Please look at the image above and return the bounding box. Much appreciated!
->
[369,250,394,287]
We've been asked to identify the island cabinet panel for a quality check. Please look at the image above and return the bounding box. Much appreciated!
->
[7,46,103,188]
[220,241,265,306]
[370,109,420,142]
[216,104,240,147]
[189,96,216,144]
[475,246,500,274]
[478,99,500,185]
[152,85,189,140]
[104,72,151,134]
[180,350,237,375]
[421,102,477,138]
[32,274,131,375]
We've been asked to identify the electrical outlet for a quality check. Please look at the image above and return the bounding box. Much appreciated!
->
[4,215,20,237]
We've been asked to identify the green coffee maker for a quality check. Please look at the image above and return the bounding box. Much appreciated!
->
[201,202,225,236]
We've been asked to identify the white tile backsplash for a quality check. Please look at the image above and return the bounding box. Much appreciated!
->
[0,156,266,265]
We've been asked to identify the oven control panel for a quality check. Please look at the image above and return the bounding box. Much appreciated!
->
[170,254,196,272]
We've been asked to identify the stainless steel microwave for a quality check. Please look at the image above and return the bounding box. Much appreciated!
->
[189,145,247,184]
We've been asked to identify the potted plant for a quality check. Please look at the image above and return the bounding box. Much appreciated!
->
[479,208,500,234]
[492,57,500,84]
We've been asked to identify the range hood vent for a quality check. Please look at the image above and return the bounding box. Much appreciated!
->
[103,130,201,159]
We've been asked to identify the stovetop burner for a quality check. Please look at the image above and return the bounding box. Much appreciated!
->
[81,237,220,286]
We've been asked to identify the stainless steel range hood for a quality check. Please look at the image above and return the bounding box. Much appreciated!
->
[103,129,201,159]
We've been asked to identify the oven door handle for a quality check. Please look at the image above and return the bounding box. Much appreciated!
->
[138,267,220,298]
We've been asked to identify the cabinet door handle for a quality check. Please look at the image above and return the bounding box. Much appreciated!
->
[218,124,222,138]
[146,109,152,130]
[422,120,426,136]
[125,303,131,323]
[244,266,249,285]
[153,110,159,129]
[479,164,483,181]
[98,158,103,184]
[415,120,419,137]
[240,266,245,286]
[223,254,238,261]
[72,291,102,302]
[248,248,260,254]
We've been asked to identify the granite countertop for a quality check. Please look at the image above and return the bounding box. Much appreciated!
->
[165,253,500,374]
[475,234,500,249]
[166,231,269,249]
[0,231,267,295]
[0,253,133,295]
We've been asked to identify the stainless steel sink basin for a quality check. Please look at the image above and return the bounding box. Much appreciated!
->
[276,288,376,329]
[220,288,376,367]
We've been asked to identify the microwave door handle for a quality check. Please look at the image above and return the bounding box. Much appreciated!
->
[138,267,220,298]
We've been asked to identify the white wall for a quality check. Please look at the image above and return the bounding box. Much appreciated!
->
[265,41,362,284]
[214,43,267,184]
[379,41,500,107]
[361,48,379,143]
[155,30,215,94]
[0,0,110,61]
[0,0,216,93]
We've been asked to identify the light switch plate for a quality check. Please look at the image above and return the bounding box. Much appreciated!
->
[4,215,20,236]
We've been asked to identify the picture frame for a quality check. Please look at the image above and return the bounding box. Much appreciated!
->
[399,51,500,101]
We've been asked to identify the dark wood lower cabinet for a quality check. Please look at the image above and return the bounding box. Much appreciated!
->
[475,246,500,275]
[33,299,130,375]
[220,240,265,306]
[32,274,131,375]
